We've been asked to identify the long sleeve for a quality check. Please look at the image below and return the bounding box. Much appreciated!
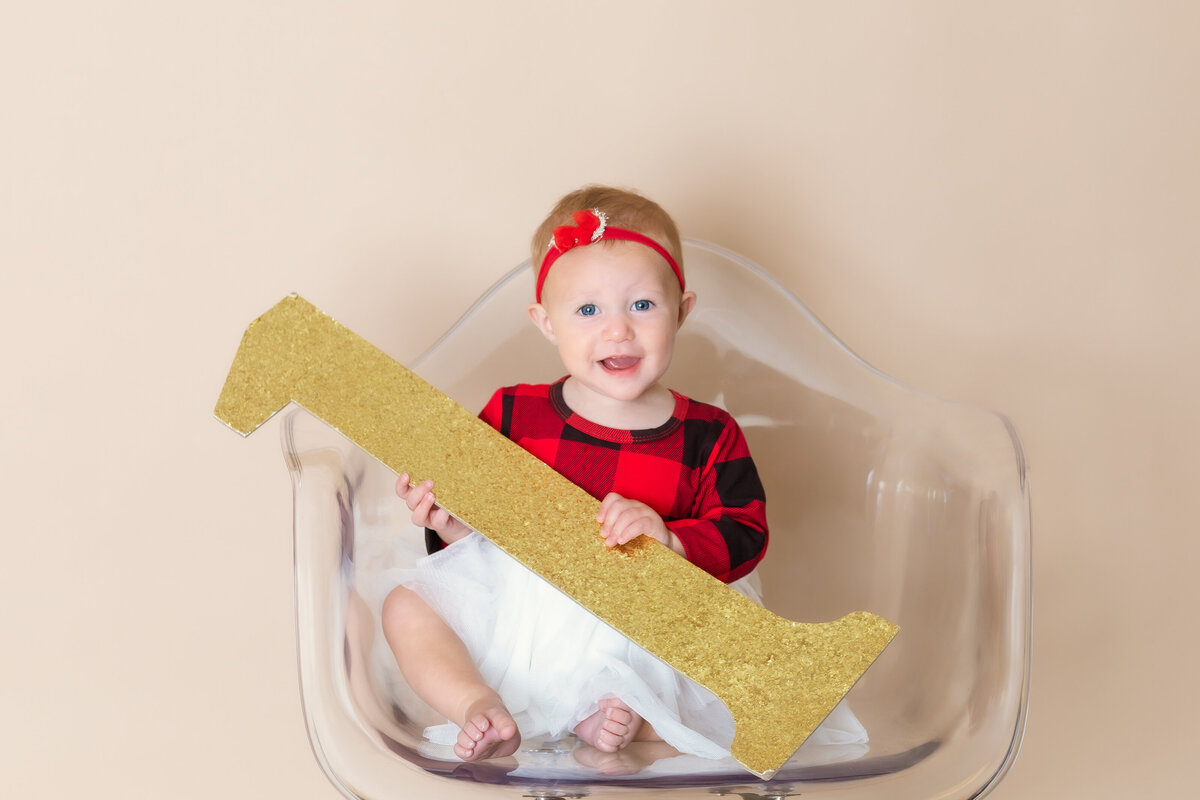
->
[664,415,767,583]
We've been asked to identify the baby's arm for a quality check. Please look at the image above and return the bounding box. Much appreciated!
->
[597,493,686,556]
[396,473,472,545]
[632,413,768,583]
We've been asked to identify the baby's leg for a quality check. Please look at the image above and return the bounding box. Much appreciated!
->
[382,586,520,760]
[573,697,657,753]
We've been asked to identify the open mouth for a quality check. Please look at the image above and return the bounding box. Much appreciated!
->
[600,356,640,372]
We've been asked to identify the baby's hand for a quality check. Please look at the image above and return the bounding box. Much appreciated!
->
[597,493,681,554]
[396,473,471,545]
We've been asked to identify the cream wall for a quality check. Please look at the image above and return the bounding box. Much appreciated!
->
[3,2,1197,798]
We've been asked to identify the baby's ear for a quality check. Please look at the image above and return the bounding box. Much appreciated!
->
[677,291,698,326]
[527,302,558,344]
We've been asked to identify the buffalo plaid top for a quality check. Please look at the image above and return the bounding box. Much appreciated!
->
[428,379,768,583]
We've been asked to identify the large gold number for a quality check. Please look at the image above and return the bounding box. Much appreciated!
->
[215,295,898,777]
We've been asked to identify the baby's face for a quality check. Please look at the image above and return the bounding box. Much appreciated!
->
[530,240,695,409]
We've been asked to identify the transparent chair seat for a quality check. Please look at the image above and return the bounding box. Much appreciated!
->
[283,240,1031,799]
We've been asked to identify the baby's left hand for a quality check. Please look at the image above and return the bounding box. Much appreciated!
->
[597,493,681,554]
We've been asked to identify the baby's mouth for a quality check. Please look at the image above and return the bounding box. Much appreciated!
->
[600,356,640,372]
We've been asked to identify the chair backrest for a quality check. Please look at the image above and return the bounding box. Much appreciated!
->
[283,239,1031,799]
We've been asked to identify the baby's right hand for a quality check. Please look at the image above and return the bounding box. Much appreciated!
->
[396,473,471,545]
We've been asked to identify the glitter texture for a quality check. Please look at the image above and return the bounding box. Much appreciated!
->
[214,295,899,777]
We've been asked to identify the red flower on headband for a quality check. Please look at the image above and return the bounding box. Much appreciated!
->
[552,209,607,252]
[535,208,683,302]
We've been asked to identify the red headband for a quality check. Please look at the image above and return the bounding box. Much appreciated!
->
[535,209,684,302]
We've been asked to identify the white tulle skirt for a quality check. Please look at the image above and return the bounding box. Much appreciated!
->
[379,532,866,760]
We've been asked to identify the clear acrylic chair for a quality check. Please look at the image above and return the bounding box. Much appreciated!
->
[282,240,1031,800]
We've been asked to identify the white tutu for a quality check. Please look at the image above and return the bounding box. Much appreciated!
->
[379,532,866,761]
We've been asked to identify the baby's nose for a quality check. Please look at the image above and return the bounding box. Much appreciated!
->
[603,313,633,340]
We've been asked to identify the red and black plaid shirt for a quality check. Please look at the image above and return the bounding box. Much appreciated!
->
[430,379,768,583]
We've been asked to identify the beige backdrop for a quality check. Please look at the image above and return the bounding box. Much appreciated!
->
[4,2,1197,798]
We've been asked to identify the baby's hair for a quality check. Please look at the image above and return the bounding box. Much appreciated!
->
[531,185,683,279]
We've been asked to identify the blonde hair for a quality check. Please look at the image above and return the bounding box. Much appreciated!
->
[530,185,683,277]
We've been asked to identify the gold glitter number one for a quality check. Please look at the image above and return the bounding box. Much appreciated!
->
[214,295,898,778]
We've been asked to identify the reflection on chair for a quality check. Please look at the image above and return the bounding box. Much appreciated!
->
[283,240,1031,799]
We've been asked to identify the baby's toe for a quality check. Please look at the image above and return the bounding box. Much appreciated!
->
[454,734,477,760]
[600,728,625,749]
[603,718,630,738]
[456,717,490,757]
[608,707,633,726]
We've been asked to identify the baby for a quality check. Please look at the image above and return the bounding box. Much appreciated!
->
[382,185,769,764]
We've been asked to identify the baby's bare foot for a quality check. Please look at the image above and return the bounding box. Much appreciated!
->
[455,700,520,761]
[573,697,643,753]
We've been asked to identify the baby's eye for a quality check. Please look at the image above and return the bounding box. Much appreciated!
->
[578,303,598,317]
[631,299,654,311]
